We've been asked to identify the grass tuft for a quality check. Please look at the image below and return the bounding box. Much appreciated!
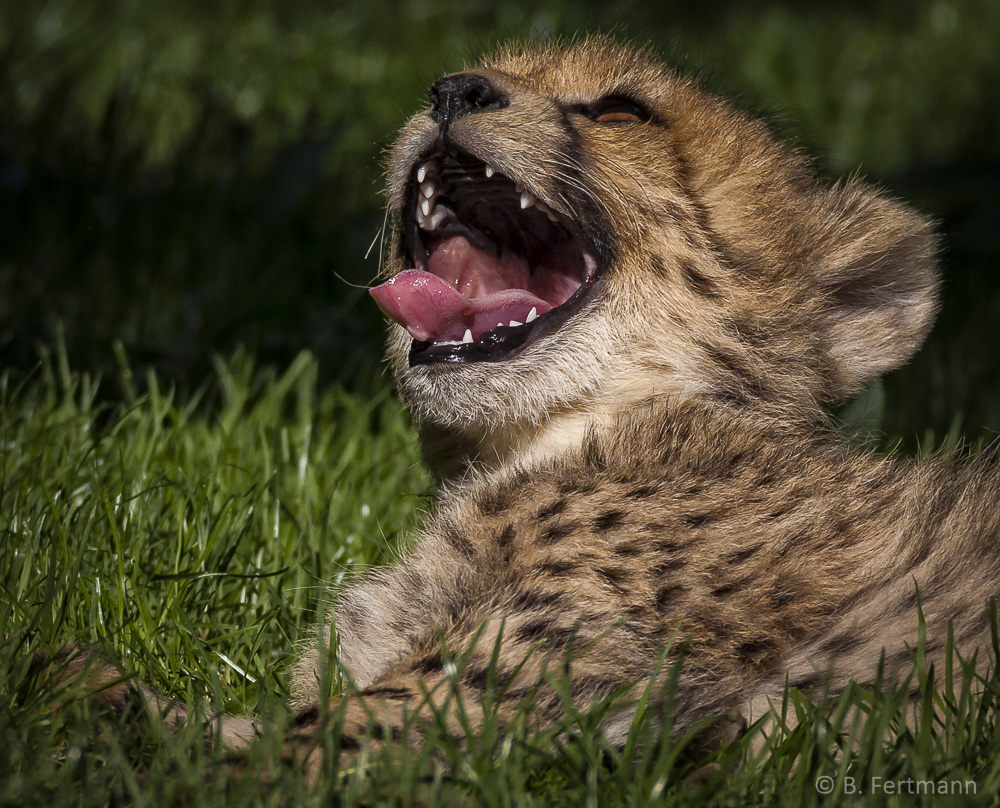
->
[4,351,1000,804]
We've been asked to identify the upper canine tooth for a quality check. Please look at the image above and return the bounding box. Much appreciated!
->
[520,192,535,209]
[526,306,538,323]
[485,166,495,178]
[421,182,434,198]
[417,164,427,183]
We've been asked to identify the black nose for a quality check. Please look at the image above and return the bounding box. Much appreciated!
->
[429,73,508,127]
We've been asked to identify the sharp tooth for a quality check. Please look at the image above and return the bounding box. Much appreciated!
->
[420,198,430,216]
[417,164,427,183]
[429,207,447,229]
[526,307,538,323]
[418,208,431,230]
[485,166,494,178]
[509,320,522,327]
[520,192,535,209]
[421,183,434,199]
[497,322,504,328]
[462,328,474,343]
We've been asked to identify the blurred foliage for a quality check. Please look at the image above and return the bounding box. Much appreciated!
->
[0,0,997,437]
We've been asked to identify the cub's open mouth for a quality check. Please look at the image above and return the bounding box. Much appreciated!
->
[370,149,600,365]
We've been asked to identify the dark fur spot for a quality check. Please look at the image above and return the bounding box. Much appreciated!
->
[515,617,555,643]
[593,509,625,532]
[655,583,685,610]
[736,638,775,664]
[710,580,742,597]
[537,497,568,521]
[611,539,646,557]
[478,488,513,517]
[700,341,770,400]
[596,565,632,592]
[730,318,771,347]
[679,257,723,299]
[294,705,320,728]
[442,524,475,560]
[495,523,517,561]
[683,513,714,529]
[509,588,564,611]
[789,671,823,691]
[539,521,581,545]
[628,484,660,500]
[539,559,577,576]
[336,734,363,750]
[463,664,490,690]
[651,557,687,574]
[545,625,578,646]
[413,650,444,676]
[724,544,762,565]
[771,589,795,608]
[656,536,681,552]
[363,686,413,700]
[723,450,747,470]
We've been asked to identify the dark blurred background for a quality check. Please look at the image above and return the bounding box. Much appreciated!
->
[1,0,997,444]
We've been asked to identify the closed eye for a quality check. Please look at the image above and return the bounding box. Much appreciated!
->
[574,95,650,126]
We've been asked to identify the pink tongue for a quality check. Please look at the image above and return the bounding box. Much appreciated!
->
[370,237,554,342]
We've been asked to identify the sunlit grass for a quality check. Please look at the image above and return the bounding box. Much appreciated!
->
[4,350,1000,806]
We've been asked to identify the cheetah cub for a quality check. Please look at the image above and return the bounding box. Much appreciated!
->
[62,37,1000,772]
[327,36,998,746]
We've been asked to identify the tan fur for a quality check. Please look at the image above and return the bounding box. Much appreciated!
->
[54,38,999,783]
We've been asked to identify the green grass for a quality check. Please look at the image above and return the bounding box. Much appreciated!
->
[2,0,999,803]
[4,349,1000,806]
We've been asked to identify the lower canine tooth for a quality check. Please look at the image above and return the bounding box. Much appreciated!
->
[520,192,535,209]
[509,319,522,327]
[429,208,447,229]
[526,307,538,323]
[463,329,474,343]
[420,198,430,216]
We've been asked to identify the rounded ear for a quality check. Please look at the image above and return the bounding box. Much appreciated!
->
[809,182,940,401]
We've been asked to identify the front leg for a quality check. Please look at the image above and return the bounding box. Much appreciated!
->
[289,526,481,707]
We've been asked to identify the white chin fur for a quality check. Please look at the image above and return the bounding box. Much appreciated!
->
[389,315,612,437]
